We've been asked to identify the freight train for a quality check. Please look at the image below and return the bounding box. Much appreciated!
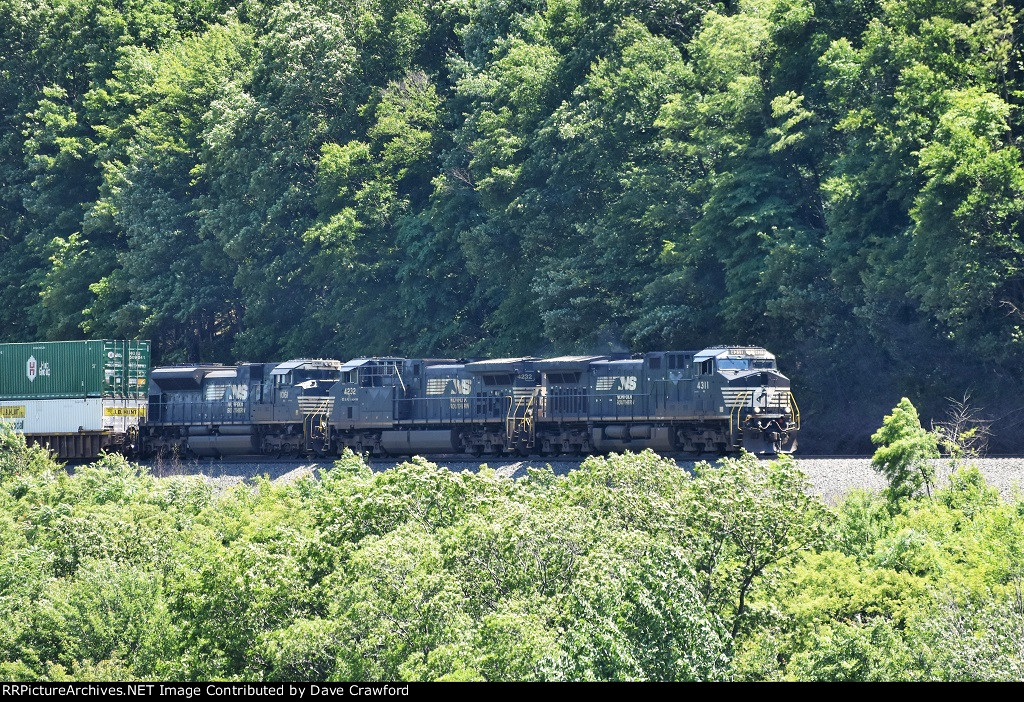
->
[0,341,799,459]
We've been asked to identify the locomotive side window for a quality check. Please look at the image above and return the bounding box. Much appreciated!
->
[649,356,661,370]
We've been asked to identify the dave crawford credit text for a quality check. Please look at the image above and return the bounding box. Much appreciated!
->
[1,686,411,697]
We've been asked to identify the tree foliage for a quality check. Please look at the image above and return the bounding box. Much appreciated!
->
[4,427,1024,680]
[1,431,843,681]
[2,0,1024,450]
[871,397,940,502]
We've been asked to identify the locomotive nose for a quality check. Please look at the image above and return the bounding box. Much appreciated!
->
[726,369,793,419]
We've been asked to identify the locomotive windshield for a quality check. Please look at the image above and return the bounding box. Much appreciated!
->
[716,358,776,371]
[292,368,338,382]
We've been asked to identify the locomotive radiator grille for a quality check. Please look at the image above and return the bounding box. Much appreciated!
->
[298,396,335,414]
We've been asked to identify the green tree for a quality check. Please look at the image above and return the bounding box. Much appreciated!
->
[685,452,829,640]
[86,20,254,361]
[871,398,940,502]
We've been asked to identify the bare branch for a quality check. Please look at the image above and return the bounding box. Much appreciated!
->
[931,392,991,461]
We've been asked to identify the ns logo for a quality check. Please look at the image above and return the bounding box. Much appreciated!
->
[426,377,472,395]
[451,379,473,395]
[596,376,638,391]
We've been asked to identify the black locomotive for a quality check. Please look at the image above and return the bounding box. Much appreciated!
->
[142,346,798,457]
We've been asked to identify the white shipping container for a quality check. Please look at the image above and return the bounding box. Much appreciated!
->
[0,398,147,435]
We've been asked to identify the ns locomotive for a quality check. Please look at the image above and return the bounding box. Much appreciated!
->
[142,346,798,458]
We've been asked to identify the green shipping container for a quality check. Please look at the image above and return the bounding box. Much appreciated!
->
[0,340,150,400]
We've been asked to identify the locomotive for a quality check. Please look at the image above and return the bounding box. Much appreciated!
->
[142,346,798,457]
[144,359,342,457]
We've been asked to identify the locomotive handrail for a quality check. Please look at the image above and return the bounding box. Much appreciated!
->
[504,393,537,446]
[787,391,801,431]
[729,390,752,445]
[303,397,332,451]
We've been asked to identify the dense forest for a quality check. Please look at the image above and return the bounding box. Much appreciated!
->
[2,413,1023,681]
[2,0,1023,451]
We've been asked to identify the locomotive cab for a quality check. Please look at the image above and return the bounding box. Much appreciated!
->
[328,357,409,429]
[694,346,798,453]
[261,359,342,423]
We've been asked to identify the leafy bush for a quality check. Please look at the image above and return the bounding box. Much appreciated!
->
[0,438,834,681]
[4,428,1023,681]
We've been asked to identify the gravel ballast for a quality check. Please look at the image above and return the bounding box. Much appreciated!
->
[145,455,1024,503]
[795,457,1024,504]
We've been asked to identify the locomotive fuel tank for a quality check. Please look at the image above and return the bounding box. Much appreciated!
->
[380,429,460,454]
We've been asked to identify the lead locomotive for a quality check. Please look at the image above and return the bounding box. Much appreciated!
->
[143,346,798,457]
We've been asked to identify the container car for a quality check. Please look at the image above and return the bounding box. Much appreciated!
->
[0,340,150,458]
